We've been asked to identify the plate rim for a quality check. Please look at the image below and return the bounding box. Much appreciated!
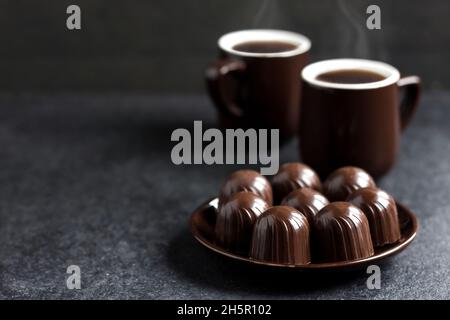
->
[190,197,419,270]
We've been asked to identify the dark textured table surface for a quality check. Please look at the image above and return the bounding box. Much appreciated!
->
[0,92,449,299]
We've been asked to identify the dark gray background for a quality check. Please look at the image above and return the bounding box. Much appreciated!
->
[0,0,448,92]
[0,93,449,299]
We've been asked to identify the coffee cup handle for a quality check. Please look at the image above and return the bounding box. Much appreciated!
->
[205,58,246,117]
[397,76,421,131]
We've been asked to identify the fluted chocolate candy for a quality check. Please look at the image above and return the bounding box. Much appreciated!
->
[347,187,401,247]
[219,170,273,206]
[250,206,310,265]
[215,192,269,254]
[271,162,322,204]
[281,188,329,225]
[323,166,376,202]
[313,202,374,262]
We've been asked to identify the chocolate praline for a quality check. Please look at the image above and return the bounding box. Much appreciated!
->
[281,188,329,225]
[271,162,322,204]
[215,192,269,254]
[347,187,401,247]
[323,166,376,202]
[219,170,273,206]
[313,202,374,263]
[250,206,310,265]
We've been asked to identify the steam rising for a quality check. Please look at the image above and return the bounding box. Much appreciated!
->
[252,0,283,28]
[244,0,387,61]
[337,0,370,58]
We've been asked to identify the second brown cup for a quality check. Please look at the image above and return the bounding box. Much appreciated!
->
[206,29,311,141]
[300,59,421,179]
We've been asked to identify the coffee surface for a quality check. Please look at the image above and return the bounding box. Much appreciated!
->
[232,40,298,53]
[316,69,385,84]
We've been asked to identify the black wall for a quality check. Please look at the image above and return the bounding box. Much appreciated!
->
[0,0,448,92]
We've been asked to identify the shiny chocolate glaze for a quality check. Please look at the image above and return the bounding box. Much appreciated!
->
[281,187,329,225]
[215,192,269,254]
[250,206,310,265]
[323,166,376,202]
[219,170,273,206]
[313,202,374,262]
[271,162,322,204]
[347,187,401,247]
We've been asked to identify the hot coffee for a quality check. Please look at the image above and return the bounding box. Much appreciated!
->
[206,30,311,141]
[300,59,421,178]
[316,69,385,84]
[232,40,298,53]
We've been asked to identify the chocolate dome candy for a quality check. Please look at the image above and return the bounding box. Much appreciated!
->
[215,192,269,254]
[323,166,376,202]
[313,202,374,262]
[271,163,322,204]
[219,170,273,206]
[281,188,329,225]
[250,206,310,265]
[347,187,401,247]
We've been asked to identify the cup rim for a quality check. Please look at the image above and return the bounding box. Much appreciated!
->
[218,29,311,58]
[301,59,401,90]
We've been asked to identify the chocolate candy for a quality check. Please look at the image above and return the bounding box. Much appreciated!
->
[281,187,329,225]
[219,170,273,206]
[347,187,401,247]
[215,192,269,254]
[313,202,374,262]
[207,164,406,266]
[271,162,322,204]
[323,166,376,202]
[250,206,310,265]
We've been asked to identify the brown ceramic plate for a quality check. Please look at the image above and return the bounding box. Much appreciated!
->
[190,197,418,270]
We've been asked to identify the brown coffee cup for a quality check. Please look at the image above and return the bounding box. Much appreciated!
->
[206,29,311,141]
[300,59,421,178]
